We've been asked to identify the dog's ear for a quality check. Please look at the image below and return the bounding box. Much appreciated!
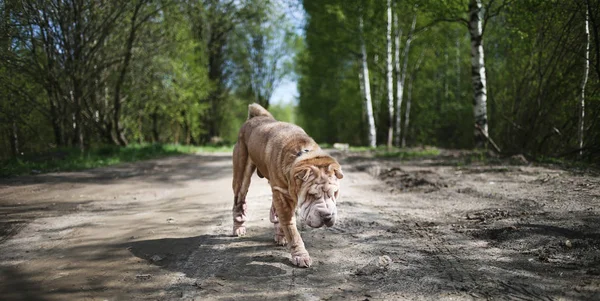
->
[296,166,321,181]
[334,168,344,179]
[327,163,344,179]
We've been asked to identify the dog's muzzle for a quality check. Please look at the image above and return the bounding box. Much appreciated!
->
[301,197,337,228]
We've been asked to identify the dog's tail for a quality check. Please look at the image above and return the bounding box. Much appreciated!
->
[248,103,274,120]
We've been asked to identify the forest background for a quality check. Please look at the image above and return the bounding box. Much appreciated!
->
[1,0,599,164]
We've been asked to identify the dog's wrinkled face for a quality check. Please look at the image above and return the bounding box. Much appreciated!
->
[294,163,343,228]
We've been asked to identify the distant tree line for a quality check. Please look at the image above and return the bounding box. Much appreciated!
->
[298,0,600,161]
[0,0,300,158]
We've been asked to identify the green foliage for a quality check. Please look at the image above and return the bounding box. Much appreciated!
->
[0,0,301,159]
[269,103,297,124]
[298,0,600,162]
[298,0,368,145]
[2,0,600,166]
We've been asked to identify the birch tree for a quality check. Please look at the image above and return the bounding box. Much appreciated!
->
[359,14,377,148]
[386,0,394,149]
[394,13,416,147]
[468,0,488,147]
[579,7,590,156]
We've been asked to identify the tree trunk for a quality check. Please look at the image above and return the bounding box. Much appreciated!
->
[579,7,590,157]
[402,76,413,148]
[586,0,600,79]
[10,120,19,158]
[4,2,18,157]
[395,13,416,147]
[61,103,68,147]
[152,107,159,143]
[444,50,449,99]
[468,0,489,148]
[174,121,180,144]
[386,0,394,149]
[71,88,85,153]
[402,52,423,148]
[113,1,144,147]
[456,34,461,99]
[182,110,192,145]
[46,89,63,147]
[394,12,402,148]
[138,111,143,144]
[359,15,376,148]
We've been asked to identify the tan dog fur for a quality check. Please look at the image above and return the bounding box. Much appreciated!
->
[232,103,343,267]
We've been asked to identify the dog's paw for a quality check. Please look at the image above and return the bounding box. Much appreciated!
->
[274,234,287,246]
[291,253,312,268]
[233,225,246,236]
[273,222,287,245]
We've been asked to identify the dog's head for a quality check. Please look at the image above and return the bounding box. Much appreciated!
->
[290,157,343,228]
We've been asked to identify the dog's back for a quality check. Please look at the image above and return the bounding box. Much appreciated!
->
[238,103,318,178]
[241,104,308,146]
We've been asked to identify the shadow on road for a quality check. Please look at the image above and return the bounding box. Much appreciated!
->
[0,267,49,301]
[123,234,291,280]
[0,154,233,187]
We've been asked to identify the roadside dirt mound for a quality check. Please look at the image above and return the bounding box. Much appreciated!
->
[378,167,449,192]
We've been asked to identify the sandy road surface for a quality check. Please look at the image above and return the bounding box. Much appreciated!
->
[1,151,599,300]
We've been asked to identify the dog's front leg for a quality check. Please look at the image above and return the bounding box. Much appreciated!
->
[269,203,287,246]
[272,190,312,268]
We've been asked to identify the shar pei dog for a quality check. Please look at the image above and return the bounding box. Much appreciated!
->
[231,103,344,267]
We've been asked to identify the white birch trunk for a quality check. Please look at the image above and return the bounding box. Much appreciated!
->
[468,0,488,147]
[579,8,590,156]
[394,13,416,147]
[394,13,402,146]
[359,15,376,148]
[386,0,394,148]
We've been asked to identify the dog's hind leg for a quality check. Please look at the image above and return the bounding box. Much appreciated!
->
[232,141,256,236]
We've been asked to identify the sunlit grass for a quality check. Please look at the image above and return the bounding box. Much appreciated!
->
[319,142,441,159]
[375,147,441,159]
[0,143,234,178]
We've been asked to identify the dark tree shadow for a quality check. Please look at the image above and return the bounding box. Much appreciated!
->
[0,267,49,301]
[0,154,233,187]
[122,234,291,281]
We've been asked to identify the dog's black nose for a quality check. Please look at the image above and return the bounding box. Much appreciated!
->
[323,216,332,223]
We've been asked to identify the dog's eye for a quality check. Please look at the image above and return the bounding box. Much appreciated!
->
[308,187,320,196]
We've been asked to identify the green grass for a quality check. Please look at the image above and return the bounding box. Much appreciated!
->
[319,143,441,160]
[535,155,598,171]
[0,143,233,178]
[375,147,441,159]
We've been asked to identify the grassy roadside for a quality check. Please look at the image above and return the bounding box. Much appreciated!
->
[0,144,233,178]
[320,143,442,160]
[375,147,441,159]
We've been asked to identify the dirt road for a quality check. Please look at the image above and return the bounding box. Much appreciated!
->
[1,151,599,300]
